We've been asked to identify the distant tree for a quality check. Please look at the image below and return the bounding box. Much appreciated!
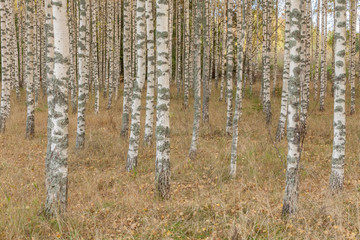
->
[272,0,279,96]
[183,0,191,108]
[75,0,88,149]
[219,1,227,102]
[314,0,321,99]
[319,0,327,111]
[202,0,210,123]
[189,0,203,159]
[230,0,246,178]
[144,0,156,146]
[225,0,234,136]
[25,0,36,139]
[120,0,133,138]
[0,0,11,133]
[275,0,290,142]
[262,0,271,124]
[349,0,357,115]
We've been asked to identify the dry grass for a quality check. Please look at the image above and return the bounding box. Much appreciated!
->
[0,81,360,239]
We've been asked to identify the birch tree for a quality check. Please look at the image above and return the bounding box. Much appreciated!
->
[183,0,190,108]
[275,0,290,142]
[189,0,202,159]
[225,0,234,136]
[144,0,156,146]
[262,0,271,124]
[25,0,35,139]
[120,0,132,137]
[272,0,279,95]
[75,0,88,149]
[349,0,356,115]
[314,0,320,99]
[319,0,327,111]
[230,0,245,178]
[155,0,171,199]
[45,0,70,216]
[202,0,210,123]
[282,0,302,215]
[126,0,146,171]
[44,0,55,170]
[329,0,346,192]
[0,0,11,133]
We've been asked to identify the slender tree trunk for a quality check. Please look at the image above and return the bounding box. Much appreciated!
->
[262,0,271,124]
[25,0,35,139]
[144,0,156,146]
[188,0,195,91]
[126,0,146,172]
[214,6,219,90]
[230,1,245,178]
[75,0,87,149]
[330,0,346,192]
[319,0,327,111]
[155,0,171,200]
[91,0,100,114]
[202,0,210,123]
[168,0,173,81]
[314,0,320,99]
[225,0,234,136]
[189,0,203,160]
[68,0,77,114]
[183,0,190,108]
[45,0,70,217]
[175,2,182,94]
[120,0,133,137]
[275,0,290,142]
[331,0,335,96]
[300,0,311,132]
[44,0,55,166]
[12,3,20,99]
[114,1,121,101]
[272,0,279,95]
[34,0,40,107]
[106,0,115,109]
[349,0,357,115]
[244,2,253,95]
[219,2,227,102]
[282,0,302,215]
[0,0,11,132]
[85,0,91,102]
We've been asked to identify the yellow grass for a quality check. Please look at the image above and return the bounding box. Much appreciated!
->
[0,81,359,239]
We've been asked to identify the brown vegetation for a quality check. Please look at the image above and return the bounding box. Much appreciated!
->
[0,82,359,239]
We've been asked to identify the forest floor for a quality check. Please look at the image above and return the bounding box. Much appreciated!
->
[1,80,360,239]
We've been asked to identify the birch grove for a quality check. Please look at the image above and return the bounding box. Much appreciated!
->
[0,0,357,226]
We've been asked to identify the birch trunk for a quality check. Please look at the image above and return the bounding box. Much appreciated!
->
[155,0,171,199]
[75,0,88,149]
[25,0,35,139]
[330,0,346,192]
[225,0,234,136]
[0,0,11,132]
[230,1,245,178]
[120,0,133,137]
[275,0,290,142]
[282,0,302,215]
[189,0,202,160]
[126,0,147,171]
[45,0,70,216]
[144,0,156,146]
